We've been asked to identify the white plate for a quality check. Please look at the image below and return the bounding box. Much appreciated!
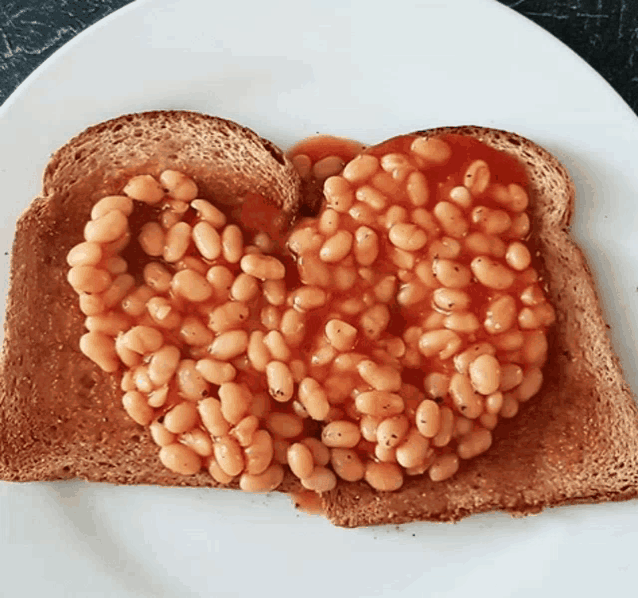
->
[1,0,638,596]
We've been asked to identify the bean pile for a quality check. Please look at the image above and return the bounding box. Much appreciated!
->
[66,133,554,495]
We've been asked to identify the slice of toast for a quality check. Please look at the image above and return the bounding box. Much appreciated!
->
[322,127,638,527]
[0,110,303,493]
[1,113,636,528]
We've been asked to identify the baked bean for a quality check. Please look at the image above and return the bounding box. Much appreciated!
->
[79,331,119,372]
[365,461,403,491]
[464,159,490,195]
[133,364,153,393]
[395,428,431,469]
[500,394,519,418]
[292,286,327,312]
[479,412,498,430]
[146,297,180,329]
[323,374,356,403]
[262,279,286,307]
[484,294,517,334]
[135,221,164,257]
[388,225,428,257]
[159,443,201,475]
[518,307,540,329]
[410,137,451,164]
[343,154,379,183]
[388,247,414,270]
[123,174,164,204]
[189,221,222,261]
[208,457,234,484]
[261,330,290,363]
[280,308,306,346]
[493,183,529,212]
[471,206,511,236]
[326,448,363,482]
[147,385,169,408]
[219,224,243,263]
[429,237,462,260]
[292,153,312,180]
[90,195,133,220]
[429,453,460,482]
[449,185,472,209]
[358,414,380,442]
[317,208,340,236]
[85,310,131,337]
[414,399,441,439]
[179,315,213,346]
[214,436,244,476]
[147,344,180,387]
[485,391,504,415]
[376,415,409,448]
[120,285,154,317]
[230,415,260,448]
[103,256,127,275]
[240,462,284,493]
[360,304,390,341]
[509,212,530,238]
[287,442,315,479]
[450,373,484,418]
[83,209,128,245]
[266,360,294,402]
[357,360,401,392]
[246,331,270,373]
[471,257,515,290]
[78,293,105,317]
[68,265,111,294]
[322,175,356,213]
[522,330,548,363]
[149,419,176,447]
[433,201,468,238]
[121,390,153,426]
[332,265,357,291]
[266,412,304,438]
[288,227,324,256]
[324,319,357,352]
[171,268,213,303]
[240,254,285,281]
[371,171,402,197]
[418,329,462,360]
[297,254,331,287]
[444,312,480,334]
[176,359,209,401]
[319,230,353,263]
[383,204,410,229]
[357,185,389,211]
[492,329,525,351]
[535,302,556,326]
[163,222,192,263]
[468,354,501,395]
[179,428,214,457]
[355,391,404,417]
[505,241,531,271]
[139,264,170,296]
[380,152,412,180]
[191,199,227,228]
[348,201,376,226]
[195,358,236,386]
[354,226,379,266]
[431,288,470,314]
[101,274,134,310]
[164,401,198,434]
[520,285,545,307]
[497,364,522,393]
[198,397,230,438]
[218,382,252,425]
[158,170,198,201]
[160,210,181,230]
[406,170,429,206]
[300,466,337,493]
[517,367,543,401]
[210,330,248,360]
[453,343,495,375]
[423,373,449,401]
[229,273,259,303]
[432,258,472,288]
[209,301,250,333]
[67,241,102,267]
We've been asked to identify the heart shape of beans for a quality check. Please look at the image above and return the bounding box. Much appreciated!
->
[66,134,554,495]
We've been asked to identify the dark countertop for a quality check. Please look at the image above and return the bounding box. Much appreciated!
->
[0,0,636,114]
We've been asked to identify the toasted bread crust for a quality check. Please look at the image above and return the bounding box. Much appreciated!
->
[2,115,636,528]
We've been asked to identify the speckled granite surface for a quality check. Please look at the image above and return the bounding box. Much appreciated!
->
[0,0,636,114]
